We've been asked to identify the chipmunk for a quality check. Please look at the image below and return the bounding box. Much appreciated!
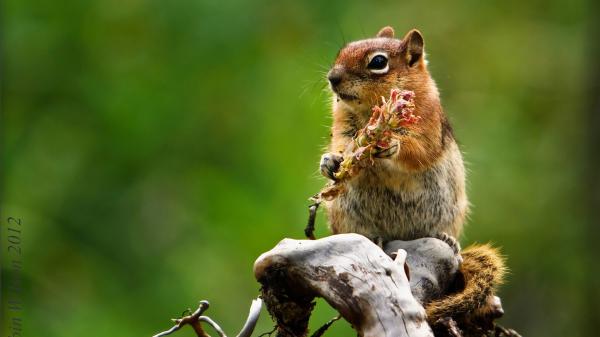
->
[319,26,506,330]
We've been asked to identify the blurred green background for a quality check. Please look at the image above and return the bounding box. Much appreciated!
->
[1,0,598,336]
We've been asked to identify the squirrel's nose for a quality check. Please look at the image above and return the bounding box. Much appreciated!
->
[327,70,343,87]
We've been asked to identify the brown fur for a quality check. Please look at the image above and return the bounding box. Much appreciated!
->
[426,244,506,324]
[323,28,468,241]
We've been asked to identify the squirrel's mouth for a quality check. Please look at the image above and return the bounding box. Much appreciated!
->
[336,92,359,101]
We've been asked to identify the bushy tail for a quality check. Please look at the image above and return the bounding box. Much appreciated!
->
[425,243,507,323]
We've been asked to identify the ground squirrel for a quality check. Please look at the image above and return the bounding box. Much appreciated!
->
[319,26,506,329]
[321,27,468,242]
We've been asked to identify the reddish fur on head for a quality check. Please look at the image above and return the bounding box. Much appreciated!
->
[328,27,449,171]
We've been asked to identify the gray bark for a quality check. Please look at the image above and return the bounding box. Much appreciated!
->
[254,233,435,337]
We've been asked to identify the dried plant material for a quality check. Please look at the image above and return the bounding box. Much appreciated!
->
[314,88,420,202]
[333,89,419,181]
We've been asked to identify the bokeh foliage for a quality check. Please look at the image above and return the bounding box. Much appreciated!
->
[1,0,594,336]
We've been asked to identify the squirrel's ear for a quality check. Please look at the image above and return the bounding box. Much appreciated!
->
[401,29,424,67]
[376,26,395,38]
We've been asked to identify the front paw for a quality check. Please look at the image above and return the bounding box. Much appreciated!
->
[372,140,399,158]
[320,152,343,180]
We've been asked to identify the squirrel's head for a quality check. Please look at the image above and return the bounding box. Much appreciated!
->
[328,27,433,115]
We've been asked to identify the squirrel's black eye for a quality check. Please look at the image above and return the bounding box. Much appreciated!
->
[367,54,389,73]
[368,55,387,69]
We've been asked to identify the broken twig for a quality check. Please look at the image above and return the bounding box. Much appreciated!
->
[152,298,262,337]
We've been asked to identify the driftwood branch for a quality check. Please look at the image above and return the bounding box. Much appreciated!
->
[254,234,521,337]
[254,233,434,337]
[153,234,519,337]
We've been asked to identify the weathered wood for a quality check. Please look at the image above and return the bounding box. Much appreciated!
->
[384,238,461,306]
[254,233,434,337]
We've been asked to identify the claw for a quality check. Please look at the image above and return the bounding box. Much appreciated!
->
[435,232,463,265]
